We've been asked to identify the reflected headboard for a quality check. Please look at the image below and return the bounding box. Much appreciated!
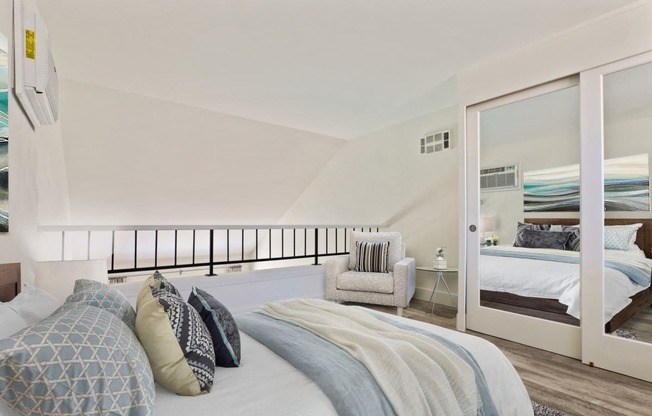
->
[0,263,21,302]
[525,218,652,259]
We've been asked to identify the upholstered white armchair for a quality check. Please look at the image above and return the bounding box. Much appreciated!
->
[325,231,416,316]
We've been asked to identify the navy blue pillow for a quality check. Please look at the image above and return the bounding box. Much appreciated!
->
[188,287,241,367]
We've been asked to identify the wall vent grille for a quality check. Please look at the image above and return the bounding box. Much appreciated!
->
[420,130,450,154]
[480,164,519,191]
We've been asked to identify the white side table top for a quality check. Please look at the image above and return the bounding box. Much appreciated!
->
[416,266,459,272]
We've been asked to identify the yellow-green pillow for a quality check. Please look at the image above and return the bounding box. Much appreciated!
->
[135,289,215,396]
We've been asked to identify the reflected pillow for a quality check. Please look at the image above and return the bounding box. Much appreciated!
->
[188,287,241,367]
[562,226,581,251]
[519,229,572,250]
[513,222,552,247]
[4,286,60,325]
[604,223,642,251]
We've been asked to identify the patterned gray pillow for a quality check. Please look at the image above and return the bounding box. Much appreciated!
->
[519,229,572,250]
[513,222,552,247]
[562,226,581,251]
[66,279,137,332]
[188,287,241,368]
[0,303,155,415]
[152,271,181,297]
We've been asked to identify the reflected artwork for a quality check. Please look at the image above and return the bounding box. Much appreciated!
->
[0,33,8,232]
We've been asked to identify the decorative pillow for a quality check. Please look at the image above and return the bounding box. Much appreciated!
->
[349,231,402,272]
[519,229,572,250]
[0,303,155,415]
[0,305,27,339]
[4,286,60,325]
[513,222,552,247]
[354,241,390,273]
[136,288,215,396]
[562,226,581,251]
[604,223,642,251]
[188,287,241,368]
[136,271,181,310]
[65,279,137,332]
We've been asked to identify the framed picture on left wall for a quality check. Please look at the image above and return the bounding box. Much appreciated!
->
[0,32,9,232]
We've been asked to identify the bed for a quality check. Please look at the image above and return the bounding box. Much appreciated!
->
[0,265,535,416]
[480,218,652,332]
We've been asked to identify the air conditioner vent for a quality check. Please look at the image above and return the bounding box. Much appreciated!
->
[480,164,519,191]
[420,130,450,154]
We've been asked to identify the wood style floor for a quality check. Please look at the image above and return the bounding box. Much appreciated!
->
[363,300,652,416]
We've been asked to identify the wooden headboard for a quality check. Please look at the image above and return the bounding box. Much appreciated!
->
[525,218,652,259]
[0,263,21,302]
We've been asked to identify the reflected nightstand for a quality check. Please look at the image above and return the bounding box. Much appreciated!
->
[416,266,458,315]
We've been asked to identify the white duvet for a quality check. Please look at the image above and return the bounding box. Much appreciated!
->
[481,246,650,321]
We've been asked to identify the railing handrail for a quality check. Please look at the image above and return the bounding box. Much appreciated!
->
[38,224,382,232]
[38,224,383,278]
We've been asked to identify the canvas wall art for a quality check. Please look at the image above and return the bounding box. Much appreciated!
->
[523,153,650,212]
[0,33,8,232]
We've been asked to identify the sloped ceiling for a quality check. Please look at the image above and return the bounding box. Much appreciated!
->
[37,0,639,139]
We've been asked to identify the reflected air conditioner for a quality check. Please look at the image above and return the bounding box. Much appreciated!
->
[13,0,59,128]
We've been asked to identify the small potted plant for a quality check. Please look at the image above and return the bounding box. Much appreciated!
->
[434,247,447,270]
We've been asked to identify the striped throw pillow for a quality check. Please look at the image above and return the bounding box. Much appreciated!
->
[355,241,390,273]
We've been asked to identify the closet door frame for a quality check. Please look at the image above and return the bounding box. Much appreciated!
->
[580,50,652,382]
[464,77,581,359]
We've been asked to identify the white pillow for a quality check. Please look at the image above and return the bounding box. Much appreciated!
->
[604,223,642,251]
[0,304,28,339]
[6,286,61,325]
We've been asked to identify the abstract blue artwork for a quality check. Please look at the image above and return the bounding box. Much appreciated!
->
[0,33,8,232]
[524,154,650,212]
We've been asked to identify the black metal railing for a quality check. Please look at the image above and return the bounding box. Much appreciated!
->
[38,224,381,277]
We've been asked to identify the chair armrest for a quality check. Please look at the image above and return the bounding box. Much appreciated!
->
[393,257,416,307]
[325,256,349,300]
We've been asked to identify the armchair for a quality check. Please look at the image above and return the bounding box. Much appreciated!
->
[325,231,416,316]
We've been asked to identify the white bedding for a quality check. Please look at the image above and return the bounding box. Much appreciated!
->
[481,246,649,321]
[153,309,532,416]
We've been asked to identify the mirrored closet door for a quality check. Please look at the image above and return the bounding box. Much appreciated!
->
[581,51,652,381]
[466,78,582,358]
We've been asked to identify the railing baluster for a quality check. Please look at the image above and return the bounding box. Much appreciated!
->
[87,231,91,260]
[241,229,245,262]
[174,230,178,266]
[281,229,284,258]
[192,230,196,265]
[206,229,216,276]
[61,231,65,261]
[293,228,296,257]
[111,231,115,271]
[154,230,158,268]
[268,229,272,259]
[313,228,319,265]
[134,230,138,270]
[227,229,230,263]
[255,229,259,259]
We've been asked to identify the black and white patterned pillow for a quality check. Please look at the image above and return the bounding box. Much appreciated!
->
[562,226,581,251]
[152,271,182,297]
[513,222,552,247]
[354,241,390,273]
[519,229,572,250]
[188,287,241,368]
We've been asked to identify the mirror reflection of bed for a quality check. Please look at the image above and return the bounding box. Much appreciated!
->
[480,218,652,340]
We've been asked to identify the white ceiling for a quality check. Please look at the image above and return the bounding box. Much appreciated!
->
[37,0,640,139]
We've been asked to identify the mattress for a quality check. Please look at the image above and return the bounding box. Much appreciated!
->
[481,246,651,320]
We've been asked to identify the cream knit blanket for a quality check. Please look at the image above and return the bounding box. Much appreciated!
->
[260,299,480,416]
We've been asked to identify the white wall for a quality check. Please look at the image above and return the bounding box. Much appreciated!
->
[0,0,70,285]
[58,80,346,225]
[279,105,460,304]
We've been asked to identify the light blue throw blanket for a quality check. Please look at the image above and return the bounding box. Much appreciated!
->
[238,308,498,416]
[481,246,652,286]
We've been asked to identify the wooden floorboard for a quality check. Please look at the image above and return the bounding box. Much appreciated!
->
[361,299,652,416]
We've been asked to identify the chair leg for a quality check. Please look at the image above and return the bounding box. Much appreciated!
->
[397,307,403,317]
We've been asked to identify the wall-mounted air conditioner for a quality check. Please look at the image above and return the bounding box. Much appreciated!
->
[13,0,59,128]
[480,164,519,191]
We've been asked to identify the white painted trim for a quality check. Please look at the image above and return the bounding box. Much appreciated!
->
[38,224,381,232]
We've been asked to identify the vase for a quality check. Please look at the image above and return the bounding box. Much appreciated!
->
[433,257,447,270]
